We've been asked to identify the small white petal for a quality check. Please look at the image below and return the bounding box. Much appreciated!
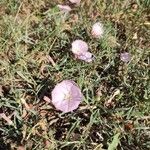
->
[77,52,93,62]
[92,22,104,38]
[71,40,88,55]
[69,0,81,5]
[84,52,92,58]
[57,5,72,13]
[120,52,131,63]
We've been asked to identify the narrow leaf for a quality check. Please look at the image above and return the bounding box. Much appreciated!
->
[108,133,120,150]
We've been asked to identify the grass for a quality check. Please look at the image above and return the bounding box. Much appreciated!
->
[0,0,150,150]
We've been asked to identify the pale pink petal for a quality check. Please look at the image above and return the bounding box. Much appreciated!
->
[71,40,93,62]
[69,0,81,5]
[71,40,88,55]
[57,5,72,13]
[51,80,83,113]
[65,100,81,112]
[77,52,93,62]
[71,85,83,100]
[52,82,68,103]
[92,22,104,38]
[85,58,93,62]
[120,52,131,62]
[54,98,81,113]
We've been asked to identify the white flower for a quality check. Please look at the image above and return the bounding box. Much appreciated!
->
[71,40,93,62]
[71,40,88,55]
[69,0,81,5]
[77,52,93,62]
[57,5,72,13]
[92,22,104,38]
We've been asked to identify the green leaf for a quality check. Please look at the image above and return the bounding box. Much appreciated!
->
[108,133,120,150]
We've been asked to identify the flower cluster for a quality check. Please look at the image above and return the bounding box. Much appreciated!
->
[48,1,106,113]
[71,40,92,62]
[46,1,131,113]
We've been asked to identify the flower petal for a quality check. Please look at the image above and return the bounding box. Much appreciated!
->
[57,5,72,13]
[92,22,104,38]
[69,0,81,5]
[71,40,88,55]
[77,52,93,62]
[120,52,131,62]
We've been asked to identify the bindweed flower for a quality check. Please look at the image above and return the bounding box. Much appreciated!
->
[91,22,104,38]
[57,5,72,13]
[120,52,131,63]
[71,40,88,55]
[77,52,93,62]
[71,40,93,62]
[51,80,83,113]
[69,0,81,5]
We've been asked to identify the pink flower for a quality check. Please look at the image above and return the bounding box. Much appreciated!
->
[69,0,81,5]
[57,5,72,13]
[120,52,131,62]
[77,52,93,62]
[71,40,93,62]
[51,80,83,113]
[91,22,104,38]
[71,40,88,55]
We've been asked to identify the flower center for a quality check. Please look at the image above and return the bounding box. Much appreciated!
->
[64,92,72,101]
